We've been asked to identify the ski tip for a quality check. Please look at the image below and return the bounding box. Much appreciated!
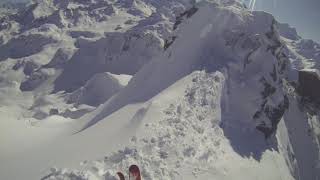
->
[129,165,141,180]
[129,164,140,173]
[117,172,125,180]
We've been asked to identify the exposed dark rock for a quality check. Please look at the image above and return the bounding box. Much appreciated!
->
[114,25,122,31]
[43,48,73,69]
[49,108,59,115]
[0,34,56,61]
[12,60,25,70]
[270,65,277,82]
[124,19,134,25]
[173,6,198,30]
[250,19,291,138]
[253,100,267,119]
[256,95,289,138]
[20,71,48,91]
[260,77,276,99]
[164,36,176,50]
[23,61,39,76]
[254,77,289,139]
[69,31,97,38]
[242,36,261,68]
[13,3,38,25]
[61,108,92,119]
[224,30,245,48]
[298,70,320,104]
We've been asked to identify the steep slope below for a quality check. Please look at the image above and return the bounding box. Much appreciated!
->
[44,1,319,180]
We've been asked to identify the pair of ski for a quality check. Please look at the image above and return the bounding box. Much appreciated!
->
[117,165,141,180]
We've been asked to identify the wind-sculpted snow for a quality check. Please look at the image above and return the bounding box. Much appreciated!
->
[0,0,320,180]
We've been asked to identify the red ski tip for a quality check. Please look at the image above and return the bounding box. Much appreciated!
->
[129,165,141,180]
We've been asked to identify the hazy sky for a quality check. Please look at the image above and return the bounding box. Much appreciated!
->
[255,0,320,43]
[0,0,319,42]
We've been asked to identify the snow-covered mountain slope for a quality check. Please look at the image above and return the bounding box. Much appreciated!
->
[0,1,26,19]
[0,0,319,180]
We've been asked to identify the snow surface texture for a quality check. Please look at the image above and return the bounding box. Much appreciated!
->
[0,0,320,180]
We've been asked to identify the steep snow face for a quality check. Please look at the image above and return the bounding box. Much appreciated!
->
[0,0,320,180]
[82,2,289,141]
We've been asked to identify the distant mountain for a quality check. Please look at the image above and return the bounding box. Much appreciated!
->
[0,1,27,17]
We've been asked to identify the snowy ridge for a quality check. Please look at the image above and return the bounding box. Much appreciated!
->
[0,0,319,180]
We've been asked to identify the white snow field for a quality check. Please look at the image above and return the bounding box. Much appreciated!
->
[0,0,319,180]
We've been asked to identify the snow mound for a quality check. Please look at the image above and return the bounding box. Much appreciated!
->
[68,72,132,107]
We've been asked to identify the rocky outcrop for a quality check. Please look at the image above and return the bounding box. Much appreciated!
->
[298,69,320,104]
